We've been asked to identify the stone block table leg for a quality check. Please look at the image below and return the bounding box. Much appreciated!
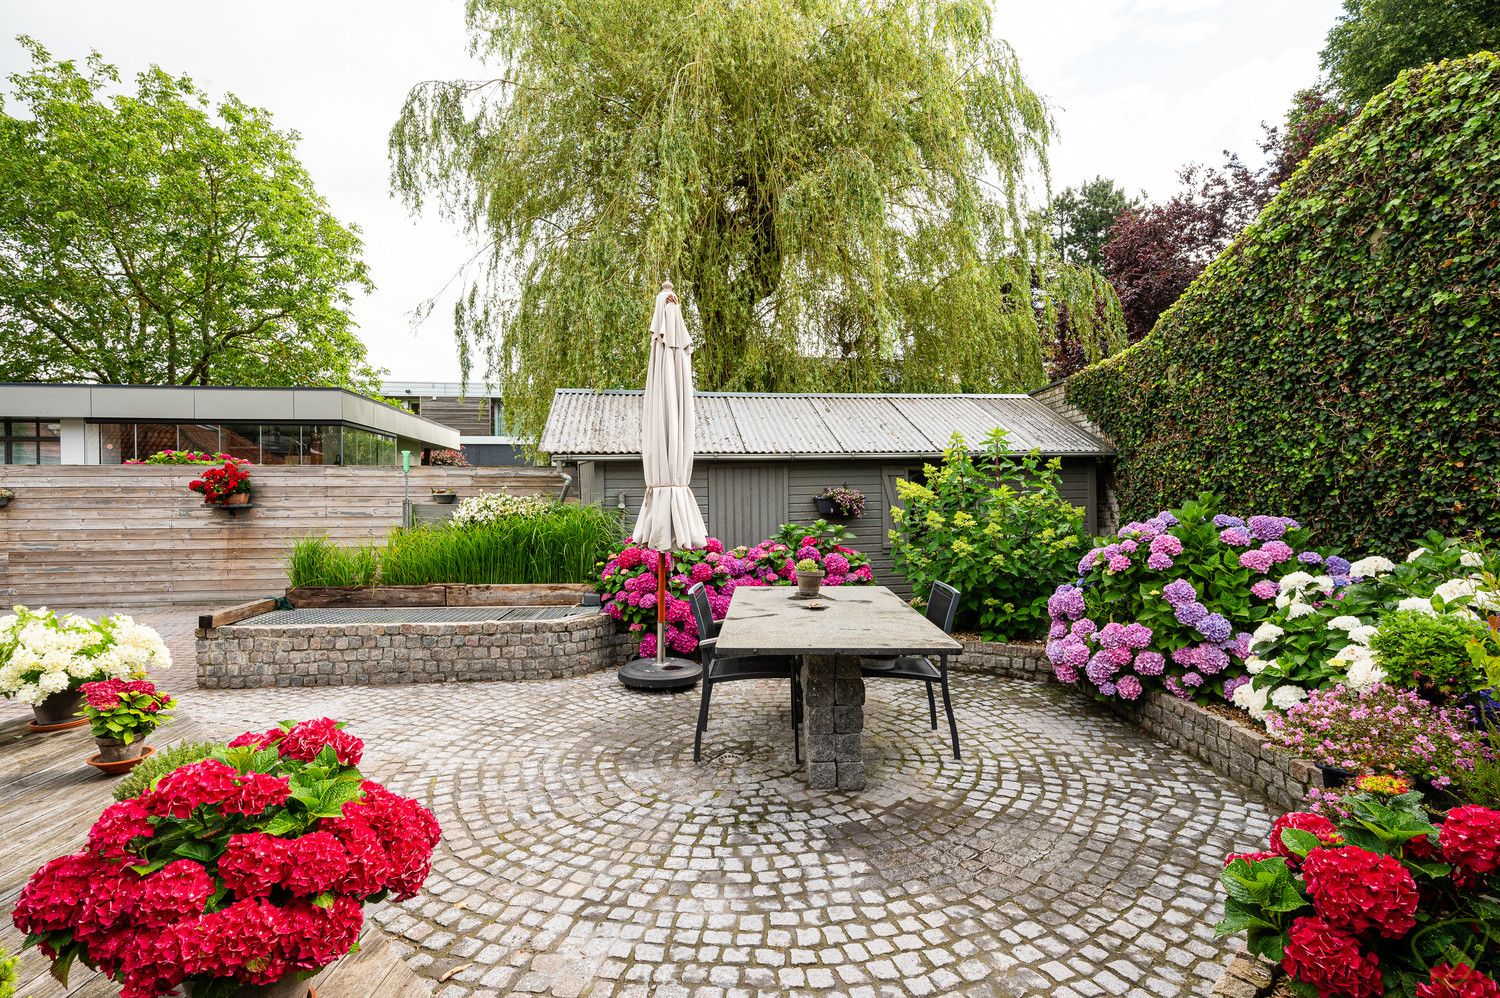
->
[800,654,866,790]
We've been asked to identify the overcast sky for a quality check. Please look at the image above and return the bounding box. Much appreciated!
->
[1,0,1344,385]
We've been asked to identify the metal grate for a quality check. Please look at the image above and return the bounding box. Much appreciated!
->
[237,606,591,627]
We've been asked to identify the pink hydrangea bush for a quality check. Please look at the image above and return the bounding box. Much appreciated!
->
[1045,494,1317,703]
[598,525,874,657]
[12,718,441,998]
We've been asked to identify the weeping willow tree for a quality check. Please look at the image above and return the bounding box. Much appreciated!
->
[392,0,1058,445]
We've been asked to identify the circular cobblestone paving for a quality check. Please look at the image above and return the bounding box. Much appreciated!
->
[184,668,1272,998]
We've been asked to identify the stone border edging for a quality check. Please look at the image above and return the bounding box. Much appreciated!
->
[197,612,627,688]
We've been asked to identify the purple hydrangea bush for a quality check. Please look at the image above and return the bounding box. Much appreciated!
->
[1045,494,1319,703]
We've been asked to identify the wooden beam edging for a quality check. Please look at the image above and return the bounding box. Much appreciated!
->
[198,599,279,631]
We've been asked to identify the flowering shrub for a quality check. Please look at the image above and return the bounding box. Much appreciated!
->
[0,607,171,706]
[12,718,441,998]
[426,447,469,467]
[1371,611,1494,700]
[1045,494,1314,702]
[1243,536,1499,719]
[1218,784,1500,995]
[127,450,242,466]
[815,484,866,517]
[891,430,1086,641]
[598,523,874,657]
[188,459,252,504]
[1266,684,1490,788]
[80,679,175,746]
[449,492,554,527]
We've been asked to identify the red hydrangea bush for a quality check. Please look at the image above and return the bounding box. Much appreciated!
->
[1045,493,1317,703]
[12,718,440,998]
[598,523,874,657]
[1218,782,1500,996]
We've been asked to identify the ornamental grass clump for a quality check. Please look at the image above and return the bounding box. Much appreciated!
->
[1266,684,1490,788]
[1218,785,1500,994]
[891,429,1086,641]
[1045,493,1313,703]
[380,503,621,585]
[12,718,441,998]
[283,536,380,588]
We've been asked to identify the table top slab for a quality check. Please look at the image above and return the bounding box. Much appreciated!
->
[715,586,963,657]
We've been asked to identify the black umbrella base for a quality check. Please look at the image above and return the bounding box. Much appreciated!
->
[619,656,702,691]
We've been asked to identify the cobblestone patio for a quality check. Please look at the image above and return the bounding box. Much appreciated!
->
[7,609,1272,997]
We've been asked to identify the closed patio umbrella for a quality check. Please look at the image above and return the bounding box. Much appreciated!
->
[619,280,709,691]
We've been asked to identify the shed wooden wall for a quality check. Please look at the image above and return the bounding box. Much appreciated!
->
[0,465,562,607]
[580,456,1101,598]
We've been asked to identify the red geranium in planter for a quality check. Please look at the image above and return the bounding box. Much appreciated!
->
[188,459,253,506]
[12,718,441,998]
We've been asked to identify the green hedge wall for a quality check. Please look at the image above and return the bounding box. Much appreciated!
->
[1068,54,1500,553]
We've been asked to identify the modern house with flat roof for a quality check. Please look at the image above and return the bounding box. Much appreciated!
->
[539,389,1114,592]
[381,381,527,466]
[0,383,459,466]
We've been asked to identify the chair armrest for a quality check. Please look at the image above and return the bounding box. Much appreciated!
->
[697,637,718,663]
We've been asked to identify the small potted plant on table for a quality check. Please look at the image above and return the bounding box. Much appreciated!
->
[795,557,825,597]
[814,484,865,519]
[79,678,175,774]
[189,458,253,507]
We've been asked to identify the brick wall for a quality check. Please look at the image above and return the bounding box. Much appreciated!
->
[196,612,627,688]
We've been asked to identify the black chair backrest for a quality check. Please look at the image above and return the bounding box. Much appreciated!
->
[926,581,960,634]
[686,582,718,643]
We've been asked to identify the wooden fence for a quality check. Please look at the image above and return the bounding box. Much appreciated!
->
[0,465,564,607]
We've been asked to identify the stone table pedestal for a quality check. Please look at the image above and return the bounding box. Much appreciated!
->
[800,655,866,790]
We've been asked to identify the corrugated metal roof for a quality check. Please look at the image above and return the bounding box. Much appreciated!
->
[539,390,1111,458]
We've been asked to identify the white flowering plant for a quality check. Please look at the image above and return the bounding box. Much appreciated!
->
[449,492,555,528]
[1234,534,1498,724]
[0,607,171,706]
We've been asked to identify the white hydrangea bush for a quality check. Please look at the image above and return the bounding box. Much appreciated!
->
[0,606,171,705]
[449,493,554,528]
[1235,536,1497,727]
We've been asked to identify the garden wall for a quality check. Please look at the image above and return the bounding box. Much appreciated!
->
[196,611,626,688]
[0,465,563,607]
[960,638,1322,813]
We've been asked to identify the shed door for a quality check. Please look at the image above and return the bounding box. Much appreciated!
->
[707,464,788,548]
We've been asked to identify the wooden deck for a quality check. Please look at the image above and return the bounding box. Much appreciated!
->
[0,714,431,997]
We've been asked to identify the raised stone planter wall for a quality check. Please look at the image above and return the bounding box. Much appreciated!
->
[954,638,1051,680]
[197,612,627,688]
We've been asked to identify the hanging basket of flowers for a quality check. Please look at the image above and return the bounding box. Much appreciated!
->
[189,459,253,507]
[12,717,441,998]
[813,485,865,519]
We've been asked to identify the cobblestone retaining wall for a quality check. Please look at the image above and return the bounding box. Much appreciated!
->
[197,612,627,688]
[955,639,1051,680]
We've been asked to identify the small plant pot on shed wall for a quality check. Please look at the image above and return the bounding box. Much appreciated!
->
[0,495,11,508]
[432,492,458,504]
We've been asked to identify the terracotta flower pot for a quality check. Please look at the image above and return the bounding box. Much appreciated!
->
[87,744,154,776]
[29,689,87,732]
[795,570,825,597]
[189,977,318,997]
[94,735,146,763]
[224,492,251,506]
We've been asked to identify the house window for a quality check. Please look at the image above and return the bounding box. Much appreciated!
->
[2,419,60,465]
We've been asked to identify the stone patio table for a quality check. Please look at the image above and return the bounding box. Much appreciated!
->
[714,585,962,790]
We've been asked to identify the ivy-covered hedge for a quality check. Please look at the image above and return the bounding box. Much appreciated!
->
[1068,54,1500,552]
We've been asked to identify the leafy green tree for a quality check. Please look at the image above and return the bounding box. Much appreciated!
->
[1049,176,1138,270]
[0,38,379,389]
[392,0,1055,445]
[1321,0,1500,103]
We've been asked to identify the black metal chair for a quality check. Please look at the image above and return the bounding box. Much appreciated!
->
[687,582,801,763]
[861,581,962,759]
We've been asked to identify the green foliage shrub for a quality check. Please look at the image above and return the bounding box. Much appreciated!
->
[1369,609,1491,698]
[1066,54,1500,552]
[0,945,14,998]
[286,502,623,587]
[889,430,1085,640]
[114,740,224,801]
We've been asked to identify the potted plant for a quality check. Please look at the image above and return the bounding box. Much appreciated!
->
[0,607,172,731]
[189,458,253,506]
[0,487,12,508]
[12,718,442,998]
[79,678,175,773]
[431,487,458,504]
[814,484,865,519]
[794,557,825,597]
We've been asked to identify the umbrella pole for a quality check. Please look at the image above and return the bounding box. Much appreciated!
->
[656,552,667,664]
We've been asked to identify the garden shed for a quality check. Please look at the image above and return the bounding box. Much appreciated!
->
[539,390,1113,591]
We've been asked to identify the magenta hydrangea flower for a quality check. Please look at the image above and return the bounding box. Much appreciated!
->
[1250,580,1279,600]
[1162,579,1197,606]
[1106,555,1131,573]
[1247,515,1288,541]
[1149,534,1184,557]
[822,553,850,576]
[1070,618,1097,639]
[1146,553,1174,571]
[1219,527,1252,546]
[1096,622,1128,649]
[1198,612,1232,643]
[1180,671,1204,688]
[1048,622,1068,639]
[1174,601,1209,628]
[1122,623,1153,649]
[1061,641,1091,668]
[1116,675,1144,700]
[1238,549,1275,573]
[1105,646,1133,668]
[1260,540,1293,564]
[1120,539,1139,553]
[1047,585,1087,621]
[1134,651,1166,676]
[1053,662,1080,684]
